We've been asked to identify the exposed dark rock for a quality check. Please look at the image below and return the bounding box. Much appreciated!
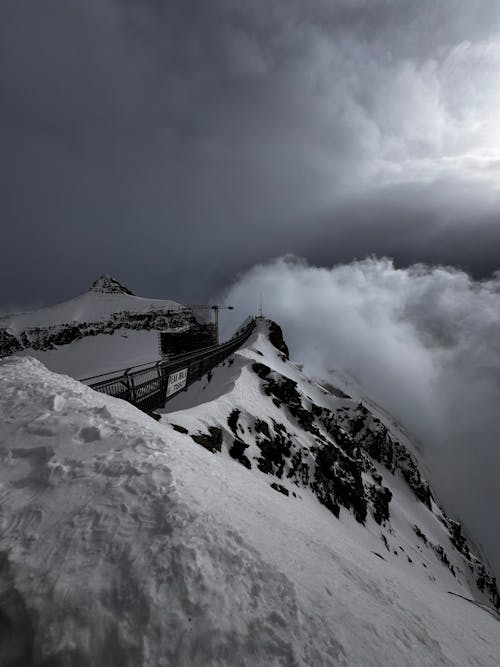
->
[90,274,135,295]
[321,382,351,399]
[254,419,271,439]
[270,482,289,496]
[368,482,392,525]
[250,353,500,608]
[433,545,455,577]
[320,413,357,458]
[287,451,310,486]
[252,363,271,380]
[414,526,458,578]
[229,440,252,469]
[1,308,193,356]
[227,410,241,435]
[0,330,22,356]
[448,520,470,559]
[476,566,500,608]
[254,422,292,478]
[413,525,429,545]
[312,443,367,523]
[191,427,223,453]
[171,424,188,434]
[446,520,499,608]
[264,374,300,406]
[349,404,369,437]
[267,321,290,360]
[255,368,320,437]
[335,404,433,509]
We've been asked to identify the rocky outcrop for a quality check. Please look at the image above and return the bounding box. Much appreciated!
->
[89,275,135,295]
[0,330,22,356]
[0,276,192,356]
[334,404,433,509]
[197,354,500,611]
[267,321,289,360]
[191,427,223,453]
[0,310,193,356]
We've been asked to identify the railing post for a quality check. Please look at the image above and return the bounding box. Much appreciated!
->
[88,316,257,410]
[125,370,136,404]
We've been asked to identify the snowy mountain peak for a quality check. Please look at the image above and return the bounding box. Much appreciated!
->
[89,274,135,295]
[0,279,189,373]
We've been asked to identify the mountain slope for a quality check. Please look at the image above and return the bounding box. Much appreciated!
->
[0,321,498,665]
[165,319,499,612]
[0,275,192,378]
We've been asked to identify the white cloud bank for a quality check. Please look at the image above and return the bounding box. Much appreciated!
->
[222,256,500,578]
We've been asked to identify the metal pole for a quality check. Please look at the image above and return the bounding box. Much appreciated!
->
[212,306,219,344]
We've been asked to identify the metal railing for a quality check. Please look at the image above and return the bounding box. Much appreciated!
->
[83,318,256,413]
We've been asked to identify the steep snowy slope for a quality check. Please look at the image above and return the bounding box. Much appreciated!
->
[165,320,499,612]
[0,322,499,665]
[0,275,192,377]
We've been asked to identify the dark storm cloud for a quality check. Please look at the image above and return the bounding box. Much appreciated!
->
[1,0,500,309]
[303,180,500,277]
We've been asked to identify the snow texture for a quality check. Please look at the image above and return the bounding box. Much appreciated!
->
[0,322,499,665]
[0,276,191,374]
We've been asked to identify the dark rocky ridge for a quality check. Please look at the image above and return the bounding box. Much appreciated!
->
[89,275,135,295]
[267,320,289,360]
[187,320,500,611]
[0,276,193,356]
[0,311,193,356]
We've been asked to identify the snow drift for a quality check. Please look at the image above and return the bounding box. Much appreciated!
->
[0,320,499,665]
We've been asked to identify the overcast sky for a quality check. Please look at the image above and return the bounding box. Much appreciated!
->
[1,0,500,308]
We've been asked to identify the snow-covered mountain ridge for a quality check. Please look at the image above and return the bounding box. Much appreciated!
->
[0,319,499,665]
[0,275,190,357]
[165,320,499,612]
[0,276,195,378]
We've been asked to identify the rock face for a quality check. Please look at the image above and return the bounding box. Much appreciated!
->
[0,329,22,356]
[183,319,500,612]
[267,320,289,360]
[5,311,192,354]
[89,275,135,295]
[0,277,191,356]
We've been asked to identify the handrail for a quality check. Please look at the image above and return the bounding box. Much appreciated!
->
[85,318,256,413]
[80,325,249,384]
[79,341,221,383]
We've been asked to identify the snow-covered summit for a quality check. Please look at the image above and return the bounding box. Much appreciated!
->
[0,280,184,337]
[89,274,135,295]
[0,279,192,375]
[1,320,499,665]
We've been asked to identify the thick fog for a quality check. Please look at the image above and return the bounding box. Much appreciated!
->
[222,257,500,578]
